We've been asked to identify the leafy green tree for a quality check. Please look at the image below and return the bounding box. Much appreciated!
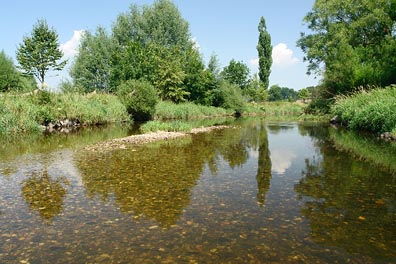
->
[71,27,114,93]
[0,50,37,92]
[298,88,312,102]
[211,81,246,114]
[298,0,396,96]
[117,79,158,121]
[257,17,272,89]
[221,59,250,90]
[268,85,297,101]
[110,0,198,99]
[244,73,267,102]
[0,50,20,92]
[182,47,219,105]
[113,0,190,49]
[207,53,221,80]
[16,19,66,89]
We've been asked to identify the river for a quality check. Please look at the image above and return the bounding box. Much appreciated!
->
[0,118,395,263]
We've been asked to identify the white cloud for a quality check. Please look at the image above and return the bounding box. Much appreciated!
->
[191,37,201,51]
[270,149,296,174]
[61,30,84,59]
[272,43,299,67]
[249,58,259,67]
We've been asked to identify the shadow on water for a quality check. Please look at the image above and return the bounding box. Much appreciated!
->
[295,123,396,260]
[21,168,70,222]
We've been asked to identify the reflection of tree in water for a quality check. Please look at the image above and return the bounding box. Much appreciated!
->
[256,122,271,206]
[21,169,69,222]
[78,128,254,227]
[295,125,396,261]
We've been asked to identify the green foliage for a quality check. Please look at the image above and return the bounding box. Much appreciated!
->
[221,59,250,90]
[331,86,396,133]
[0,50,37,93]
[243,73,267,102]
[153,101,230,120]
[0,50,20,92]
[16,19,66,89]
[207,53,221,80]
[113,0,190,48]
[0,93,129,135]
[298,0,396,97]
[268,85,298,102]
[117,79,158,121]
[140,120,193,133]
[298,88,312,102]
[211,81,246,115]
[245,102,305,117]
[257,17,272,89]
[71,27,114,93]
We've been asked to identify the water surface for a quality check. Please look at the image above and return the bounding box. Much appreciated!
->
[0,119,395,263]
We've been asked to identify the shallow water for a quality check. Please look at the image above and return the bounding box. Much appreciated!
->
[0,119,395,263]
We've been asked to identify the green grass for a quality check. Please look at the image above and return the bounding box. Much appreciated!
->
[0,92,129,136]
[153,101,233,120]
[140,117,234,133]
[244,102,306,117]
[140,120,193,133]
[331,86,396,133]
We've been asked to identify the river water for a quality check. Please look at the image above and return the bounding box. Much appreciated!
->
[0,118,395,263]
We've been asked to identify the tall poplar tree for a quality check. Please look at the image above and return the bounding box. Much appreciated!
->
[257,17,272,89]
[17,19,66,89]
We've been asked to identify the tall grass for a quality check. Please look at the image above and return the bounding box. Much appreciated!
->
[153,101,232,120]
[244,102,306,117]
[331,86,396,133]
[0,92,129,136]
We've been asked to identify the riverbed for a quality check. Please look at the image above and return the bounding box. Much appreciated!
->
[0,118,395,263]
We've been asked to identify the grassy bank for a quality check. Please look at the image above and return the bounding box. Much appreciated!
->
[142,101,310,133]
[331,86,396,133]
[0,92,129,135]
[153,101,233,120]
[244,101,306,117]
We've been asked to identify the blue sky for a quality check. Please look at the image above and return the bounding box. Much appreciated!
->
[1,0,320,90]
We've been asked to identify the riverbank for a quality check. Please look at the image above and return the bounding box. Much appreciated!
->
[331,85,396,138]
[0,90,311,136]
[0,91,129,135]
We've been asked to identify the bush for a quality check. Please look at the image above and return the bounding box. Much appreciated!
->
[211,81,246,115]
[117,79,159,121]
[331,86,396,133]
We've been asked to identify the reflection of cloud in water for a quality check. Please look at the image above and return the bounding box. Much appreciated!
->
[270,149,296,174]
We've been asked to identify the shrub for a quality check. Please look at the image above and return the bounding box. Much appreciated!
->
[331,86,396,133]
[211,81,246,115]
[117,79,159,121]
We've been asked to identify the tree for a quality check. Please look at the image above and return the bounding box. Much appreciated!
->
[221,59,250,89]
[297,0,396,96]
[244,73,267,102]
[0,50,19,92]
[298,88,312,103]
[207,53,221,80]
[113,0,190,49]
[0,50,37,92]
[71,27,114,92]
[17,19,66,89]
[257,17,272,89]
